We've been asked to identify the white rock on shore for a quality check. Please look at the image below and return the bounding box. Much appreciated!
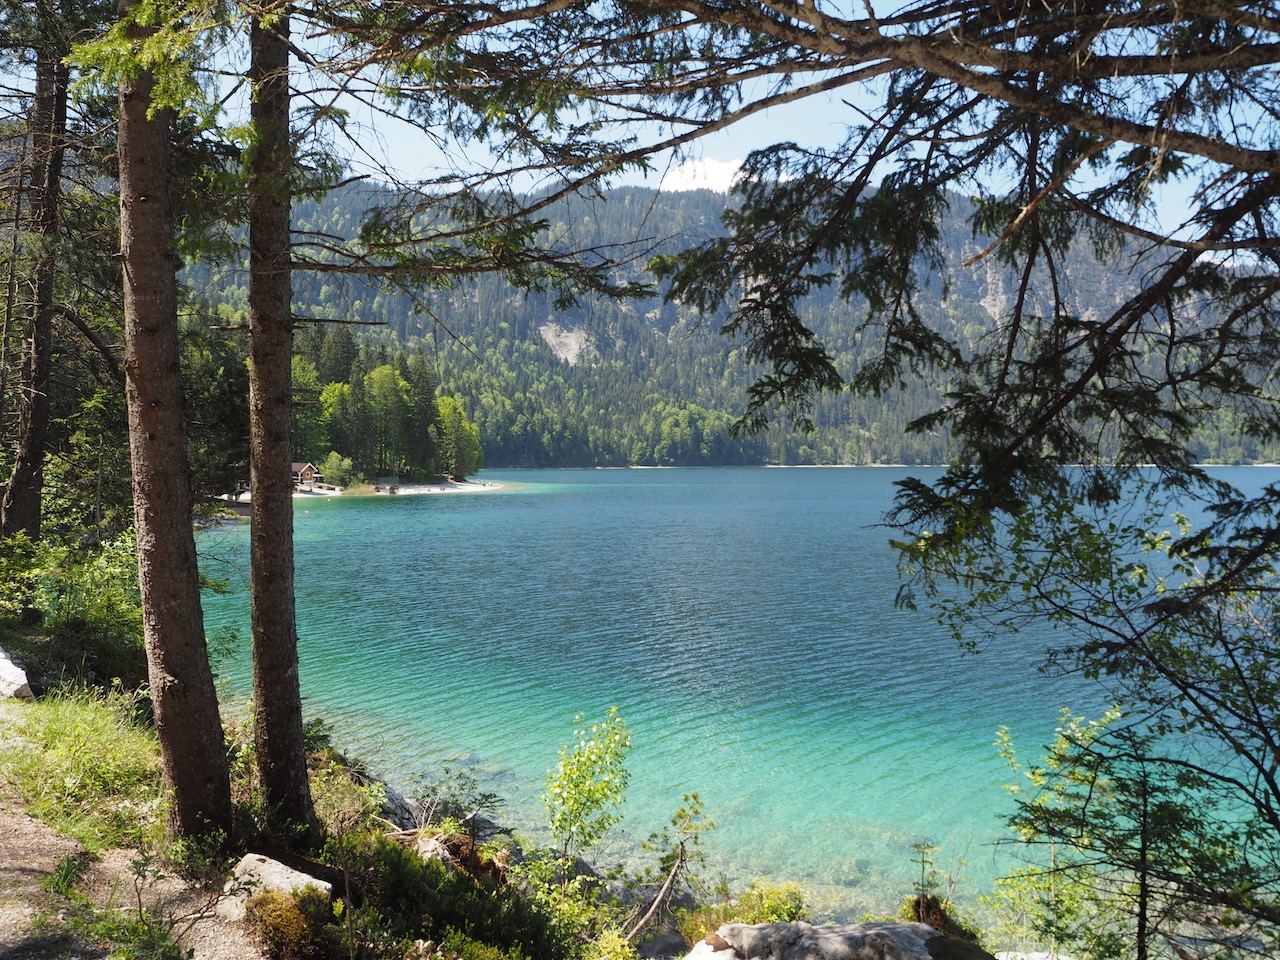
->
[684,921,996,960]
[217,853,334,922]
[0,647,33,701]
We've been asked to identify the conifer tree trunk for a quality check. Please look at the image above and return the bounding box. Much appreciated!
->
[248,7,318,840]
[1,28,68,539]
[117,0,232,841]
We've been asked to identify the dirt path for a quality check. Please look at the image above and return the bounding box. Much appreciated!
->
[0,701,267,960]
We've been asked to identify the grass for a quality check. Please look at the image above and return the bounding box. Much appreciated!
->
[0,685,163,851]
[0,663,741,960]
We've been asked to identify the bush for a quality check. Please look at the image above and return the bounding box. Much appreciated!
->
[676,880,808,947]
[505,851,622,960]
[310,761,385,838]
[899,894,979,942]
[0,533,44,619]
[545,707,630,859]
[0,532,148,689]
[323,831,569,960]
[580,927,636,960]
[41,533,142,633]
[434,928,529,960]
[247,888,334,960]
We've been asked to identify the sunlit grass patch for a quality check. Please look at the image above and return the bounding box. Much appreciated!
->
[0,685,162,851]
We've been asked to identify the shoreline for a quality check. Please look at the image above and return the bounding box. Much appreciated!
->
[342,478,502,497]
[212,477,502,513]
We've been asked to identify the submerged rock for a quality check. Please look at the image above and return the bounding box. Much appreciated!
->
[684,921,996,960]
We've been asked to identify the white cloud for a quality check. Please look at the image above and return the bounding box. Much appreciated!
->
[657,157,743,193]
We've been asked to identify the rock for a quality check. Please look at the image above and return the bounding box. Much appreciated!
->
[415,834,459,869]
[640,925,690,958]
[0,648,33,701]
[683,921,998,960]
[381,783,423,830]
[217,853,334,922]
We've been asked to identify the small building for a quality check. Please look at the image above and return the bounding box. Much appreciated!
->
[291,462,322,487]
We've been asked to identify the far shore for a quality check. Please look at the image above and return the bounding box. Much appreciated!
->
[213,477,501,512]
[338,478,502,497]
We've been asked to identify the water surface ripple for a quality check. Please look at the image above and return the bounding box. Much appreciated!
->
[201,467,1107,918]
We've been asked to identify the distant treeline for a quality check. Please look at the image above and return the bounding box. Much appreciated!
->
[185,184,1277,469]
[290,328,482,483]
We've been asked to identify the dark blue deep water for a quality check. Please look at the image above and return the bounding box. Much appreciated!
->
[200,466,1127,918]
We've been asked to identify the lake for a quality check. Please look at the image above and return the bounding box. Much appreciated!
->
[199,466,1115,919]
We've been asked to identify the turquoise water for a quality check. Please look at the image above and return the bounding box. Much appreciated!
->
[199,467,1108,918]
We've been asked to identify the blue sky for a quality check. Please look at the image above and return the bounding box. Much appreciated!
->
[329,80,857,193]
[338,80,1195,240]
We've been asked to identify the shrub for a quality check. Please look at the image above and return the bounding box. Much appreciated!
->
[164,829,231,884]
[61,854,203,960]
[247,888,333,960]
[544,707,630,860]
[310,761,385,838]
[505,851,621,960]
[0,533,44,619]
[434,928,529,960]
[676,880,808,947]
[1,532,148,688]
[323,831,569,960]
[581,927,636,960]
[899,893,979,942]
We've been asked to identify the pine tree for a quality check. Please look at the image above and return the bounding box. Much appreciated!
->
[115,0,231,842]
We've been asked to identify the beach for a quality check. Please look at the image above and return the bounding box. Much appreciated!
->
[212,477,501,516]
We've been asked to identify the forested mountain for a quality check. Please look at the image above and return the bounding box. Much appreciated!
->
[186,182,1273,469]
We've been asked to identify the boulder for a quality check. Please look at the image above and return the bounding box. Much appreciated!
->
[0,647,34,701]
[684,921,997,960]
[415,833,460,870]
[218,853,334,922]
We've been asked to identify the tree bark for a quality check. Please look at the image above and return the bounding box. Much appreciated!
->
[248,7,318,841]
[117,0,233,841]
[1,27,68,540]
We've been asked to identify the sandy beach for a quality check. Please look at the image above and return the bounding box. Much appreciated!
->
[213,477,501,514]
[341,477,502,496]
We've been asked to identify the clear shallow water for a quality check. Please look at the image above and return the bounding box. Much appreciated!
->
[200,466,1110,918]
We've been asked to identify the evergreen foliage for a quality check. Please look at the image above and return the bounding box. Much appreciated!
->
[909,483,1280,955]
[289,335,481,481]
[188,183,1274,470]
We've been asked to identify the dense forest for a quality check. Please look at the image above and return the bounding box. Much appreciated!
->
[288,333,482,484]
[186,183,1276,470]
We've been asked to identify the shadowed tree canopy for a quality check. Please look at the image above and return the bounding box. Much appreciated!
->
[328,0,1280,593]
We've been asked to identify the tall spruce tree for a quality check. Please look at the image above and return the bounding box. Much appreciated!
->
[0,0,120,542]
[247,2,318,840]
[115,0,231,842]
[1,0,76,538]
